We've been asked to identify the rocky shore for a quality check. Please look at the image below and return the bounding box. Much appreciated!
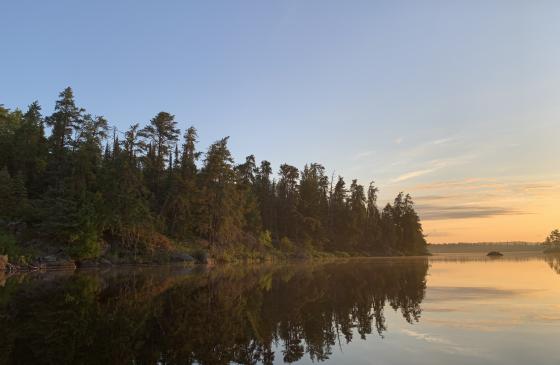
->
[1,251,198,274]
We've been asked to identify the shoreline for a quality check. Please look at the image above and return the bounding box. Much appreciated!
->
[2,253,434,275]
[4,248,555,275]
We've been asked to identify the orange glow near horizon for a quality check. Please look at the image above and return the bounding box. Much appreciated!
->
[389,178,560,243]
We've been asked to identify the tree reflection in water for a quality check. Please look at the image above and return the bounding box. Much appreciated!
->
[0,259,428,365]
[544,254,560,275]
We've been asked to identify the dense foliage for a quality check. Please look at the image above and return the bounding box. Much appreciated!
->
[0,88,427,259]
[545,229,560,246]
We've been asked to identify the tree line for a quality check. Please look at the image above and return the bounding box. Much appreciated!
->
[0,87,427,260]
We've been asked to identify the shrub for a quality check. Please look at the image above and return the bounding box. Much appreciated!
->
[279,237,295,253]
[67,227,101,260]
[259,230,273,249]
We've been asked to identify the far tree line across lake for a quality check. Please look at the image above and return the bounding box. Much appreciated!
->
[0,87,427,266]
[543,229,560,253]
[427,229,560,255]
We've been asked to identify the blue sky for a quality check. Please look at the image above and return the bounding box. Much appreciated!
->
[2,0,559,242]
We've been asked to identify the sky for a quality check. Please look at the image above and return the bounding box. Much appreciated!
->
[1,0,559,243]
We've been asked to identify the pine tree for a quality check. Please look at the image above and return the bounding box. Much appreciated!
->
[0,88,429,259]
[255,160,275,236]
[276,164,300,241]
[100,127,153,250]
[380,203,398,254]
[235,155,262,237]
[197,137,245,246]
[16,102,48,196]
[45,87,84,155]
[347,179,367,251]
[328,176,349,251]
[160,127,200,239]
[364,182,381,253]
[298,163,329,248]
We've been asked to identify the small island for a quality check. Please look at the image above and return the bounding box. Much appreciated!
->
[487,251,504,257]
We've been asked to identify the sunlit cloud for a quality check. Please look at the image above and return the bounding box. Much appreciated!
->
[414,195,453,201]
[424,230,451,238]
[416,204,529,220]
[392,160,449,182]
[413,179,560,195]
[385,173,560,242]
[393,168,439,182]
[413,178,499,191]
[391,155,473,183]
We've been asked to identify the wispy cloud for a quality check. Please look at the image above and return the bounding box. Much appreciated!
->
[424,230,450,237]
[394,137,403,145]
[402,176,560,242]
[392,155,473,183]
[431,137,456,145]
[399,135,461,159]
[416,204,528,220]
[392,160,448,183]
[413,178,499,191]
[393,168,438,182]
[412,178,560,197]
[352,150,375,160]
[414,195,458,202]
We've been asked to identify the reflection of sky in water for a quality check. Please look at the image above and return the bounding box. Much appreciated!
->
[281,256,560,365]
[2,256,560,364]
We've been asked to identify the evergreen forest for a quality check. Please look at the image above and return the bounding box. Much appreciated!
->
[0,88,427,263]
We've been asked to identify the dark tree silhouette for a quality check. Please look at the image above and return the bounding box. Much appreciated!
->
[0,88,428,259]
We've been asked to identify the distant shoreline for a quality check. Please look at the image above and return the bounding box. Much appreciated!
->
[429,242,544,254]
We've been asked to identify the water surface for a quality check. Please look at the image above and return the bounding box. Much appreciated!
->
[1,255,560,364]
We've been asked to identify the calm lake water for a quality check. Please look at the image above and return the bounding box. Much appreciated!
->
[2,254,560,364]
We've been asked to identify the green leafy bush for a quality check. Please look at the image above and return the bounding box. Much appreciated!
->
[67,227,101,260]
[259,230,273,249]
